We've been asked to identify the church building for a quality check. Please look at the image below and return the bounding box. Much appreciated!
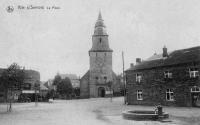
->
[80,12,116,98]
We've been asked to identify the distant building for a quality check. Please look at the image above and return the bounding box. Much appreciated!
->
[0,69,40,102]
[40,81,49,98]
[60,74,80,88]
[80,12,117,98]
[45,79,54,88]
[43,79,56,93]
[22,70,40,93]
[126,46,200,107]
[114,74,125,96]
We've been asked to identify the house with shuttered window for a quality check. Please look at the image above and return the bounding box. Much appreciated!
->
[125,46,200,107]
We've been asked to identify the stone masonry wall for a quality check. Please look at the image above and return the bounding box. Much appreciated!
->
[89,51,113,97]
[80,72,90,98]
[126,62,200,107]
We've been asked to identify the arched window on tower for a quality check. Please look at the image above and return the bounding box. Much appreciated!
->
[99,37,102,43]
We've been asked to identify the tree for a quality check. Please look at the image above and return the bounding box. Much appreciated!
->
[0,63,25,111]
[57,77,73,99]
[51,74,62,99]
[53,74,62,86]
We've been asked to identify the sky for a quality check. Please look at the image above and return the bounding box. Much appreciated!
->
[0,0,200,81]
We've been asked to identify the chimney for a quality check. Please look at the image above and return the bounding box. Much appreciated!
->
[162,45,168,57]
[130,63,134,68]
[136,58,141,65]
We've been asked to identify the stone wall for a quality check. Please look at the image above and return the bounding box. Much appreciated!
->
[80,71,90,98]
[89,51,113,97]
[126,63,200,106]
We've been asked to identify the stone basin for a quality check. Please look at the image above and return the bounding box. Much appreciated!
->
[122,110,169,121]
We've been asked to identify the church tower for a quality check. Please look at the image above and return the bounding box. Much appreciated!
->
[88,12,114,97]
[80,12,116,98]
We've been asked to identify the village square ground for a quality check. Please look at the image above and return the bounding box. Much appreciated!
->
[0,97,200,125]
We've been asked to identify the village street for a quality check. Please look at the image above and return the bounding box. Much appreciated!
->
[0,97,200,125]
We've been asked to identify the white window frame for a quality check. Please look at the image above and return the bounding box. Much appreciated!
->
[166,89,174,101]
[137,90,143,100]
[164,71,172,78]
[136,74,142,83]
[191,86,200,92]
[189,68,199,78]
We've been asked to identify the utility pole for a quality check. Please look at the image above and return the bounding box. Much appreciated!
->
[108,81,113,102]
[35,82,38,106]
[122,51,126,104]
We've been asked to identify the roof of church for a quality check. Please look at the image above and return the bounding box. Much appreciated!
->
[95,12,105,28]
[94,12,107,36]
[80,70,90,80]
[81,70,117,81]
[126,46,200,71]
[90,12,113,52]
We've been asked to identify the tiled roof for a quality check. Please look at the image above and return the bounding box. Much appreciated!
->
[127,46,200,71]
[146,51,173,61]
[90,12,113,52]
[81,70,90,80]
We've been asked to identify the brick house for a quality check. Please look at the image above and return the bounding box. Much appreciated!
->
[125,46,200,107]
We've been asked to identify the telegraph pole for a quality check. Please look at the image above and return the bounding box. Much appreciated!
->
[122,51,126,104]
[35,82,38,106]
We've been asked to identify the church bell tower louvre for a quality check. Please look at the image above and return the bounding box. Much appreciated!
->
[80,12,116,98]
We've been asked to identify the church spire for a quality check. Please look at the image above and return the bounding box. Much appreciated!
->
[98,11,102,20]
[90,12,112,52]
[94,12,107,35]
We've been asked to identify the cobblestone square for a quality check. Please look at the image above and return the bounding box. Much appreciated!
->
[0,97,200,125]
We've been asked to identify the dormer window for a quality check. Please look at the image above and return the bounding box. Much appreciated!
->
[189,68,199,78]
[136,74,142,83]
[164,71,172,78]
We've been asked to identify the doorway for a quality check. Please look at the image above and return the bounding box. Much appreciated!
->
[98,87,105,97]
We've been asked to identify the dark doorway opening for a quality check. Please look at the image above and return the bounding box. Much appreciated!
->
[191,93,200,107]
[98,87,105,97]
